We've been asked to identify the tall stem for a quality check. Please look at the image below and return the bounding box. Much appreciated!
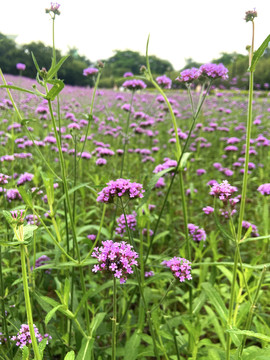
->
[20,244,41,360]
[112,276,117,360]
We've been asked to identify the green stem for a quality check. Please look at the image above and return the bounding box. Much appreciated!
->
[112,276,117,360]
[120,91,135,177]
[20,244,41,360]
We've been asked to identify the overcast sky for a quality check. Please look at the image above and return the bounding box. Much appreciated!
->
[1,0,270,70]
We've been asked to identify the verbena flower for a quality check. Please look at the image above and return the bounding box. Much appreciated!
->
[17,173,34,186]
[257,183,270,196]
[209,180,237,201]
[145,271,154,277]
[32,255,51,274]
[188,223,206,242]
[176,68,200,83]
[162,257,192,282]
[244,9,257,22]
[123,72,133,78]
[16,63,26,71]
[96,179,144,203]
[122,79,147,91]
[83,67,99,76]
[0,173,10,185]
[153,158,177,174]
[46,2,60,15]
[11,324,51,348]
[242,221,259,237]
[199,63,229,80]
[115,212,137,236]
[156,75,172,89]
[92,240,138,284]
[203,206,214,214]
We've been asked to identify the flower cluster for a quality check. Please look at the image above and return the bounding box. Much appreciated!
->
[16,63,26,71]
[83,67,99,77]
[188,223,206,242]
[122,79,147,91]
[244,9,257,22]
[162,257,192,283]
[242,221,259,237]
[46,2,60,15]
[155,75,172,89]
[32,255,51,274]
[209,180,238,202]
[11,324,51,348]
[176,68,200,83]
[0,173,10,185]
[115,211,137,236]
[153,158,177,174]
[17,172,34,186]
[257,183,270,196]
[176,63,228,83]
[96,179,144,203]
[92,240,138,283]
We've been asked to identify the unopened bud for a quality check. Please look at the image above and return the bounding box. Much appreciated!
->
[140,65,146,73]
[97,60,104,69]
[244,9,257,22]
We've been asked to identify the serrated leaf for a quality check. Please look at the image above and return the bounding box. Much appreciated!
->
[22,225,38,241]
[124,332,141,360]
[47,55,69,80]
[90,312,106,335]
[22,345,29,360]
[2,210,13,226]
[137,167,176,209]
[201,282,228,323]
[19,187,33,207]
[38,338,48,358]
[45,304,63,325]
[45,79,65,100]
[64,351,75,360]
[250,34,270,72]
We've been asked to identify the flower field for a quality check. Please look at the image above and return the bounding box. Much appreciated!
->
[0,4,270,360]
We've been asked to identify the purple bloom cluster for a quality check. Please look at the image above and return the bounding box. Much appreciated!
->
[32,255,51,274]
[155,75,172,89]
[199,63,229,80]
[188,223,206,242]
[242,221,259,237]
[17,172,34,186]
[11,324,51,348]
[122,79,147,91]
[96,179,144,203]
[16,63,26,71]
[123,72,133,78]
[115,211,137,236]
[153,158,177,174]
[203,206,214,214]
[162,257,192,283]
[92,240,138,284]
[257,183,270,196]
[209,180,238,201]
[0,173,10,185]
[176,68,200,83]
[83,67,99,77]
[145,271,154,278]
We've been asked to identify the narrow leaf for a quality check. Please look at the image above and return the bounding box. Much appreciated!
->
[76,337,94,360]
[250,34,270,72]
[124,332,141,360]
[226,328,270,343]
[90,312,106,335]
[45,304,63,325]
[0,85,37,96]
[45,79,65,100]
[47,55,69,79]
[201,282,228,323]
[64,351,75,360]
[22,346,29,360]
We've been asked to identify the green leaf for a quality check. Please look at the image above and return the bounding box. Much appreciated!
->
[45,79,65,100]
[19,187,33,208]
[63,278,70,306]
[21,118,37,126]
[226,328,270,343]
[124,332,141,360]
[38,338,48,358]
[2,210,13,226]
[201,282,228,323]
[90,312,106,335]
[64,351,75,360]
[179,152,191,170]
[249,34,270,72]
[31,52,41,75]
[22,345,29,360]
[22,225,38,241]
[47,55,69,80]
[205,305,226,349]
[45,304,63,325]
[76,337,94,360]
[137,167,176,209]
[0,85,37,96]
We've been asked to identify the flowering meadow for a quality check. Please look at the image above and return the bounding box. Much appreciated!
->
[0,5,270,360]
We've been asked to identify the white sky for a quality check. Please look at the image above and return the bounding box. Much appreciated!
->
[1,0,270,70]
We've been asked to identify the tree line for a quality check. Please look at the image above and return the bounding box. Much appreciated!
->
[0,32,269,89]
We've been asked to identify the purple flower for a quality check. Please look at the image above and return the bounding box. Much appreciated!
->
[209,180,237,201]
[203,206,214,214]
[197,169,206,176]
[122,79,147,91]
[257,183,270,196]
[87,234,96,241]
[176,68,200,83]
[0,173,10,185]
[16,63,26,71]
[83,67,99,76]
[96,179,144,203]
[17,172,34,186]
[145,271,154,277]
[242,221,259,237]
[123,72,133,78]
[162,257,192,283]
[115,211,137,236]
[11,324,51,348]
[32,255,51,274]
[188,223,206,242]
[153,159,177,174]
[156,75,172,89]
[96,158,107,166]
[91,240,138,283]
[46,2,60,15]
[199,63,229,80]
